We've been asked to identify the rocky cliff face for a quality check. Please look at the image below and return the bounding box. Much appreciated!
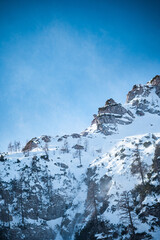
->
[126,75,160,116]
[0,76,160,240]
[87,75,160,135]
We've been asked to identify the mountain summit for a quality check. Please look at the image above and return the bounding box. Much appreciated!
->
[86,75,160,137]
[0,76,160,240]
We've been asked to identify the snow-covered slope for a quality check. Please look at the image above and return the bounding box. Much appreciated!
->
[85,75,160,136]
[0,76,160,240]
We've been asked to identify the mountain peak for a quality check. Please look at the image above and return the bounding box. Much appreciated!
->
[86,75,160,136]
[126,75,160,104]
[126,76,160,117]
[149,75,160,86]
[1,75,160,240]
[105,98,116,106]
[98,98,118,115]
[87,97,134,135]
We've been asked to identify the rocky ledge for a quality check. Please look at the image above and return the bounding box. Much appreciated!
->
[91,98,134,135]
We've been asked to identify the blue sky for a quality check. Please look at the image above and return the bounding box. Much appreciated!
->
[0,0,160,151]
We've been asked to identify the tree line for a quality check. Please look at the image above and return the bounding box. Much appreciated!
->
[8,141,21,153]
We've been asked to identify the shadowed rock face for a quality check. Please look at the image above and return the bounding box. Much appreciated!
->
[150,75,160,86]
[22,139,38,152]
[150,75,160,98]
[126,84,151,103]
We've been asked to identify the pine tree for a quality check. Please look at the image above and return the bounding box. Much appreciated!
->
[119,191,136,239]
[152,143,160,182]
[61,139,69,153]
[72,143,84,166]
[84,139,88,152]
[14,141,18,152]
[17,141,21,152]
[19,174,25,227]
[131,144,147,185]
[8,142,12,153]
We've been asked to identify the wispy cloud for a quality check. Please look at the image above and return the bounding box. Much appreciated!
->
[1,22,160,150]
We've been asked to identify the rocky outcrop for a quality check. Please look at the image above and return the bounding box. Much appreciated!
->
[150,75,160,86]
[85,75,160,136]
[127,75,160,104]
[126,84,151,103]
[126,76,160,116]
[91,98,134,135]
[22,138,38,152]
[150,75,160,97]
[71,133,81,138]
[98,98,132,116]
[41,135,51,143]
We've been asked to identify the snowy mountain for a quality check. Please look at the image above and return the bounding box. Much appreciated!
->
[0,75,160,240]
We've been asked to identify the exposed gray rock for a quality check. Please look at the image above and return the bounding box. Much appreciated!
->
[41,135,51,143]
[71,133,81,138]
[150,75,160,86]
[22,138,38,152]
[54,162,69,169]
[150,75,160,97]
[126,76,160,116]
[91,98,134,135]
[72,144,84,150]
[126,84,152,103]
[98,98,133,117]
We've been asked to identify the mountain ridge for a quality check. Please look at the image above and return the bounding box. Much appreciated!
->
[0,75,160,240]
[85,75,160,137]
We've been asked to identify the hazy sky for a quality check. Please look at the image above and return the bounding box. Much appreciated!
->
[0,0,160,151]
